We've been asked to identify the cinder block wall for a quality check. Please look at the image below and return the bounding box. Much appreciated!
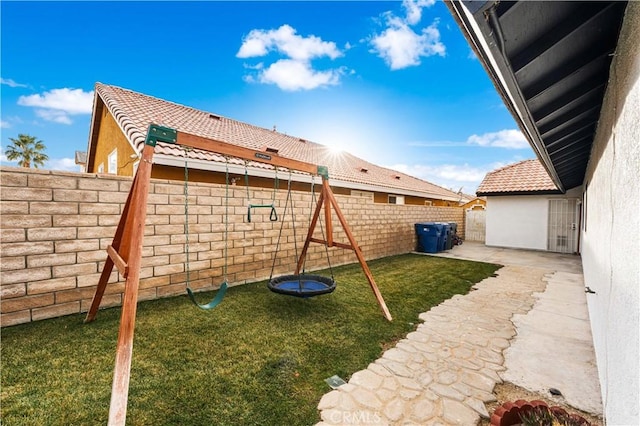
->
[0,167,464,326]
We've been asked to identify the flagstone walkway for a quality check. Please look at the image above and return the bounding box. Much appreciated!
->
[316,265,548,425]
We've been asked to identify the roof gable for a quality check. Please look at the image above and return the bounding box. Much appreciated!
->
[88,83,461,201]
[477,159,560,196]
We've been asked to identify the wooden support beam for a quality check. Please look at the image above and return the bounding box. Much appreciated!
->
[309,238,353,250]
[107,245,129,278]
[107,144,155,426]
[323,180,334,247]
[296,189,325,274]
[177,131,320,176]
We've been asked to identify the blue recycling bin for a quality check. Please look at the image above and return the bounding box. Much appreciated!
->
[432,223,447,252]
[414,222,441,253]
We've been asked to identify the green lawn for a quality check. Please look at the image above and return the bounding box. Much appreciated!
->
[1,254,499,425]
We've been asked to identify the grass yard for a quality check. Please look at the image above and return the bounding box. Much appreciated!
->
[1,254,499,425]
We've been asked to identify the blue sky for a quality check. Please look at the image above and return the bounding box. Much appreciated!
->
[0,0,534,193]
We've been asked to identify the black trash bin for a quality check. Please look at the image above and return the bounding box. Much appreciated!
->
[437,223,451,251]
[448,222,458,248]
[414,223,440,253]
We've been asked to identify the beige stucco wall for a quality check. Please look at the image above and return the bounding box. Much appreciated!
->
[485,187,582,252]
[0,167,464,327]
[581,3,640,424]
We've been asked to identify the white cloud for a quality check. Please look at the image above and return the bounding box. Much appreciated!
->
[370,16,444,70]
[385,162,506,193]
[17,88,94,124]
[389,163,489,183]
[1,120,10,128]
[258,60,342,91]
[35,109,73,125]
[237,24,342,61]
[1,78,28,88]
[237,24,345,91]
[47,157,80,172]
[403,0,436,25]
[467,129,529,149]
[18,88,93,114]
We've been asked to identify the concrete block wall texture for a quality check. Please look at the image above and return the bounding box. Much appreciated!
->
[0,167,464,327]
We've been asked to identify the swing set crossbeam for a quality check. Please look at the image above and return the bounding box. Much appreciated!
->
[85,124,391,426]
[176,130,324,178]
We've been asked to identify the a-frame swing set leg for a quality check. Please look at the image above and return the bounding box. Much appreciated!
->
[297,179,393,322]
[85,143,155,425]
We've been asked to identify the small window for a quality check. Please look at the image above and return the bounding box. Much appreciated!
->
[97,163,104,173]
[108,149,118,175]
[424,200,433,206]
[388,195,405,205]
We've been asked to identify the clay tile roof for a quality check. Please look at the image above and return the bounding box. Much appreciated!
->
[92,83,461,201]
[476,159,560,195]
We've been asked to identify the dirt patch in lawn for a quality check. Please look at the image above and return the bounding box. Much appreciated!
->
[480,382,603,426]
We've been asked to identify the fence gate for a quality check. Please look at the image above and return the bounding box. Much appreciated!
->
[547,199,579,253]
[465,209,486,242]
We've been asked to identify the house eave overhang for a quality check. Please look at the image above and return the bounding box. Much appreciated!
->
[446,0,628,193]
[153,155,460,202]
[477,189,563,197]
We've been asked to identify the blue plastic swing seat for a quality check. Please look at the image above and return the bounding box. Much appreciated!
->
[186,282,228,310]
[268,274,336,298]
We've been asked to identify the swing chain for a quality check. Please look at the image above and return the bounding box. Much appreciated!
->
[183,147,192,286]
[223,157,229,281]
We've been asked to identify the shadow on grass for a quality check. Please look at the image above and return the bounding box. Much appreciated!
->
[1,254,499,425]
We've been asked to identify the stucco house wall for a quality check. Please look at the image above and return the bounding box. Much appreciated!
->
[485,195,548,250]
[580,4,640,424]
[485,188,582,251]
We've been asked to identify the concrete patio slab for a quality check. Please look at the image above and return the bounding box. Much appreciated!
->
[430,241,583,274]
[432,242,601,415]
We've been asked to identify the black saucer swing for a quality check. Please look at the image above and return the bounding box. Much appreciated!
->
[267,274,335,298]
[267,172,336,298]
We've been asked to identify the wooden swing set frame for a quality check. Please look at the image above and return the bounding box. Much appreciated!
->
[85,124,392,425]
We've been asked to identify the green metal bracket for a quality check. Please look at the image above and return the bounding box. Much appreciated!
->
[317,165,329,180]
[145,124,177,147]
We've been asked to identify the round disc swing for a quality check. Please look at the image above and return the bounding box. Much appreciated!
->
[267,172,336,298]
[183,149,228,310]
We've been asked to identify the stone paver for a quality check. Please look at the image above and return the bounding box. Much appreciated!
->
[316,265,548,425]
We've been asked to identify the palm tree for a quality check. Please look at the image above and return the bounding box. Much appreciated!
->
[5,134,49,168]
